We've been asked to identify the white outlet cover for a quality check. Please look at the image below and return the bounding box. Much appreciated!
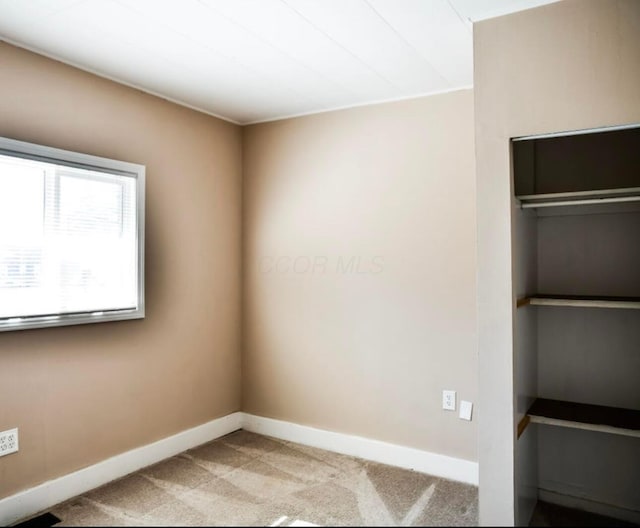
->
[0,427,19,457]
[442,390,456,411]
[459,401,473,421]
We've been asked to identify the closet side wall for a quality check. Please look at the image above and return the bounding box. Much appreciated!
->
[474,0,640,524]
[513,206,538,525]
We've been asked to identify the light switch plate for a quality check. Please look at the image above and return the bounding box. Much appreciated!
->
[459,400,473,421]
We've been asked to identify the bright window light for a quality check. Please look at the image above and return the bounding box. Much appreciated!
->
[0,137,145,331]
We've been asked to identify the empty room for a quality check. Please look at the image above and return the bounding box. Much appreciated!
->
[0,0,638,526]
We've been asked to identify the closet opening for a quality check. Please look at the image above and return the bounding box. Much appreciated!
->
[511,124,640,526]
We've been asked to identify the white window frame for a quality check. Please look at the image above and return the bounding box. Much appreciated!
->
[0,136,145,332]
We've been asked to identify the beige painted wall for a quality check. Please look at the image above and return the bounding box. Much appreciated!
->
[474,0,640,524]
[0,43,243,498]
[242,91,478,461]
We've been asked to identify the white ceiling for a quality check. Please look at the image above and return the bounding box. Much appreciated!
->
[0,0,558,124]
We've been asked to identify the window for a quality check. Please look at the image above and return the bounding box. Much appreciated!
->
[0,137,144,331]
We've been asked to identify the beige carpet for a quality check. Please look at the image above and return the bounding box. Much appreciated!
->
[44,430,477,526]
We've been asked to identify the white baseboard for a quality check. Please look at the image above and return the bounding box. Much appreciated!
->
[241,413,479,486]
[539,488,640,525]
[0,412,243,526]
[1,411,478,526]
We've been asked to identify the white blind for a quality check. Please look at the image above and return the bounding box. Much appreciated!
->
[0,153,139,320]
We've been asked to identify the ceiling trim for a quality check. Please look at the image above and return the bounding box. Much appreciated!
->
[2,37,473,126]
[0,37,242,126]
[243,84,473,125]
[466,0,559,22]
[445,0,474,29]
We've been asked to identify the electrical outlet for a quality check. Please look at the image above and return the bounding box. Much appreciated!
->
[442,390,456,411]
[0,428,19,457]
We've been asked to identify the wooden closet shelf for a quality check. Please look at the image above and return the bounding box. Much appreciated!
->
[527,398,640,438]
[517,295,640,309]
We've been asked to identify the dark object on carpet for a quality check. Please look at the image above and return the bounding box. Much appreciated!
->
[13,512,61,528]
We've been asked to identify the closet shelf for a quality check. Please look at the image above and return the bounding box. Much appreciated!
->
[516,187,640,209]
[517,295,640,310]
[526,398,640,438]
